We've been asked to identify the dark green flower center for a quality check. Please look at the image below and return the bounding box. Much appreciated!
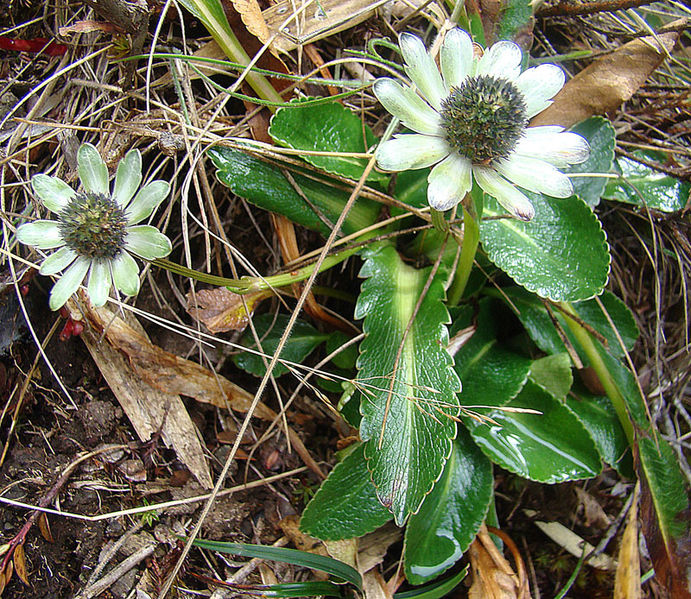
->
[58,192,128,260]
[440,74,527,164]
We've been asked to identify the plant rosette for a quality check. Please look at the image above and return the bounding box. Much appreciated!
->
[373,29,590,219]
[16,143,173,310]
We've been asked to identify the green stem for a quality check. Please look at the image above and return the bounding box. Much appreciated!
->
[430,208,448,233]
[447,205,479,305]
[153,243,361,294]
[448,0,470,29]
[559,302,635,446]
[180,0,283,109]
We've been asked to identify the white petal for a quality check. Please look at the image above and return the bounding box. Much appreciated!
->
[496,155,574,198]
[16,220,64,249]
[474,166,535,221]
[376,135,449,171]
[125,225,172,260]
[112,251,140,297]
[427,154,472,211]
[373,78,441,135]
[441,28,473,89]
[39,247,77,275]
[399,32,447,110]
[477,41,523,80]
[87,260,112,307]
[515,127,590,167]
[125,180,170,225]
[48,257,90,311]
[113,148,142,208]
[78,143,108,195]
[516,64,565,118]
[32,174,75,213]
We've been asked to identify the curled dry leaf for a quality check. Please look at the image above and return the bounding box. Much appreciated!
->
[83,304,324,479]
[468,525,528,599]
[186,287,271,333]
[531,22,683,128]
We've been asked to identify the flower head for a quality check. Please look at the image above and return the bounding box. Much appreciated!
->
[16,143,173,310]
[373,29,590,220]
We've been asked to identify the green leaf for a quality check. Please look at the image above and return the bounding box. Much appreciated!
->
[451,300,531,407]
[603,152,689,212]
[191,539,362,589]
[356,245,460,524]
[502,288,638,361]
[234,313,327,377]
[496,0,532,42]
[529,353,573,400]
[326,331,358,370]
[395,168,430,210]
[463,381,602,482]
[480,192,610,301]
[230,581,345,597]
[638,436,691,594]
[405,428,492,584]
[269,100,386,184]
[208,146,379,236]
[300,443,392,540]
[566,117,616,208]
[565,387,633,476]
[394,568,468,599]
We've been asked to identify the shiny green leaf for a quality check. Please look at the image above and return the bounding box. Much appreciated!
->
[356,245,460,524]
[503,288,638,361]
[269,100,386,184]
[566,117,616,208]
[565,387,632,476]
[463,381,602,482]
[452,300,531,407]
[405,428,492,584]
[529,353,572,400]
[603,152,689,212]
[300,443,392,540]
[480,192,610,301]
[394,568,468,598]
[208,147,379,236]
[234,313,328,377]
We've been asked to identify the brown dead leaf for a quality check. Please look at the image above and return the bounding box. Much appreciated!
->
[13,544,29,587]
[263,0,382,53]
[79,301,213,489]
[83,304,325,479]
[468,525,528,599]
[358,523,402,574]
[362,569,394,599]
[58,20,119,35]
[531,22,684,128]
[186,287,271,333]
[38,513,53,543]
[231,0,271,48]
[615,482,641,599]
[575,486,611,529]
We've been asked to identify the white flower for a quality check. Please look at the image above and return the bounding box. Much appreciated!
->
[16,143,172,310]
[373,29,590,220]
